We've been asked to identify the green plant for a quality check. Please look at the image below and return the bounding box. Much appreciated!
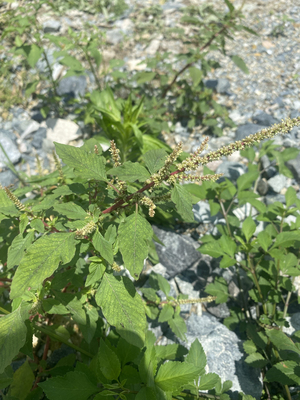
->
[0,116,299,399]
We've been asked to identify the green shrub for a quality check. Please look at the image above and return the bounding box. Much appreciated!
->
[0,117,299,399]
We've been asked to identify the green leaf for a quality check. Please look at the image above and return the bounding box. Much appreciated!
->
[108,161,150,182]
[0,308,27,374]
[10,233,76,299]
[199,373,220,390]
[265,360,300,385]
[156,274,170,296]
[243,340,257,355]
[168,315,187,342]
[185,339,206,371]
[142,149,167,175]
[242,216,256,242]
[53,202,87,220]
[285,186,297,208]
[55,143,106,181]
[93,230,114,265]
[23,44,43,68]
[85,262,106,287]
[54,292,86,325]
[199,241,225,258]
[136,72,156,84]
[256,231,272,252]
[79,304,98,344]
[265,330,300,355]
[158,304,174,323]
[7,231,35,270]
[139,342,157,387]
[237,171,259,191]
[116,337,141,367]
[270,231,300,249]
[244,352,268,368]
[39,371,99,400]
[98,339,121,380]
[89,48,102,68]
[155,361,201,391]
[224,0,234,12]
[0,188,19,216]
[189,67,203,86]
[30,218,45,233]
[0,366,13,389]
[205,277,228,304]
[230,55,249,74]
[95,273,146,347]
[171,184,194,223]
[59,55,84,71]
[118,213,153,279]
[136,387,156,400]
[8,361,34,400]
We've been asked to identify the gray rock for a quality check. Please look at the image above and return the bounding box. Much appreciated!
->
[57,75,87,98]
[235,123,268,141]
[264,194,286,206]
[216,161,248,182]
[43,19,61,33]
[0,132,22,168]
[31,127,47,150]
[183,313,262,399]
[290,110,300,119]
[257,178,268,195]
[152,226,202,279]
[0,169,18,187]
[267,174,287,193]
[204,78,230,94]
[286,153,300,184]
[193,200,223,224]
[260,155,277,179]
[252,111,279,126]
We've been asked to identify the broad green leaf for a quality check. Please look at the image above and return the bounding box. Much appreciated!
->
[8,360,34,400]
[59,55,84,71]
[53,202,87,220]
[168,315,187,342]
[189,67,203,86]
[186,339,206,371]
[79,304,98,344]
[22,44,43,68]
[7,231,35,270]
[97,339,121,380]
[116,337,141,367]
[30,218,45,233]
[139,344,157,387]
[205,277,228,304]
[93,230,114,265]
[156,274,170,295]
[220,255,236,269]
[244,353,268,368]
[89,48,102,68]
[108,161,150,182]
[285,186,297,208]
[0,365,13,389]
[243,340,257,355]
[155,344,182,361]
[118,213,153,279]
[136,387,156,400]
[54,292,86,325]
[242,216,256,242]
[280,253,300,276]
[256,231,272,252]
[55,143,106,181]
[155,361,201,391]
[199,373,220,390]
[10,233,76,299]
[158,304,174,323]
[237,171,259,191]
[143,149,167,174]
[171,184,194,223]
[0,308,27,374]
[39,371,99,400]
[265,360,300,385]
[0,188,19,216]
[136,72,156,84]
[96,273,146,347]
[218,235,237,258]
[199,241,225,258]
[266,330,300,355]
[230,55,249,74]
[270,231,300,250]
[85,262,106,287]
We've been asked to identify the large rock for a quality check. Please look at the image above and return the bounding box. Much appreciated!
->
[152,226,202,279]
